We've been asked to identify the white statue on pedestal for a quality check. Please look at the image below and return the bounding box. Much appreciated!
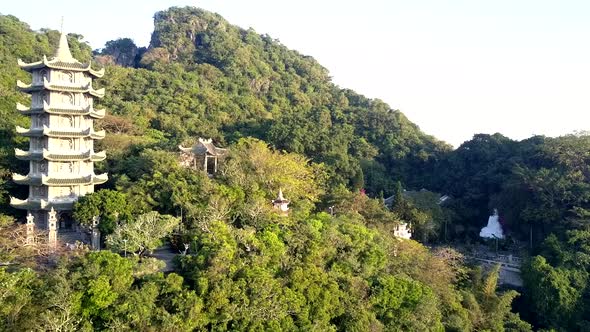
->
[480,208,504,239]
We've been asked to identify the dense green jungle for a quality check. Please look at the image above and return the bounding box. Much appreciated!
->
[1,6,590,331]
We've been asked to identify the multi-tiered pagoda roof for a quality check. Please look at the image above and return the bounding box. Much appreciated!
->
[16,102,106,118]
[10,32,108,215]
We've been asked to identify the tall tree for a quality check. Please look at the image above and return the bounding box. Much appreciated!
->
[106,211,180,256]
[73,190,133,235]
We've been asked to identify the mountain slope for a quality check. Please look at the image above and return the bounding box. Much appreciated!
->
[0,6,450,210]
[96,6,451,193]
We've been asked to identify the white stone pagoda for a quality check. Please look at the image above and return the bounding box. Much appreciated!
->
[272,188,290,216]
[10,32,107,232]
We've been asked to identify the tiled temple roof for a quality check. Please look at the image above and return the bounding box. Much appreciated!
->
[16,78,105,98]
[17,33,104,78]
[179,138,228,156]
[12,173,108,186]
[17,57,105,78]
[15,125,105,139]
[17,102,105,119]
[10,197,76,211]
[15,148,106,162]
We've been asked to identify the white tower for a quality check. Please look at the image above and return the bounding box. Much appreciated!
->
[272,188,290,216]
[10,32,108,235]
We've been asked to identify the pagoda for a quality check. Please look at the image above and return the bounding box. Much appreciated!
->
[179,138,227,175]
[10,32,108,231]
[272,188,290,216]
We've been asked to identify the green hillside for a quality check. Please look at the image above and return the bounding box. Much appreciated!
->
[1,6,590,331]
[95,7,450,194]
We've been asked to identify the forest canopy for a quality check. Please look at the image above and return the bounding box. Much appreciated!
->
[0,6,588,331]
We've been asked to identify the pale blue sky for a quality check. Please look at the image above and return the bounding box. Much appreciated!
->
[4,0,590,146]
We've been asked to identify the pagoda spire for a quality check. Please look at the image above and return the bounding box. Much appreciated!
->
[277,188,285,201]
[54,31,75,62]
[272,188,289,216]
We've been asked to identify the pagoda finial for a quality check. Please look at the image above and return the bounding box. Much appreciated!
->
[272,188,289,215]
[277,188,285,201]
[54,27,75,62]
